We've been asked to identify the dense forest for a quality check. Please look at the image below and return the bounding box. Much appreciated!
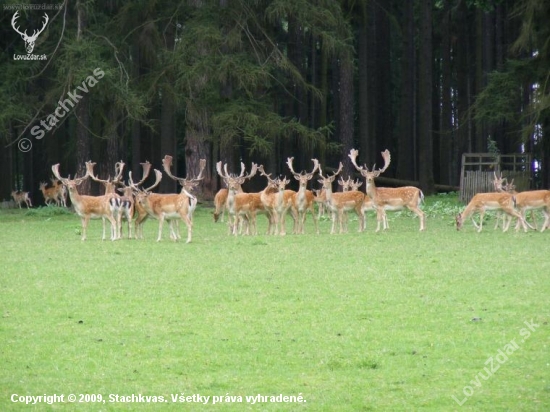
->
[1,0,549,202]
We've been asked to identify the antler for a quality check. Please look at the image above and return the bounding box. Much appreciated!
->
[258,165,277,184]
[85,161,109,184]
[113,161,125,184]
[286,157,319,178]
[377,150,391,176]
[318,162,343,180]
[128,161,152,188]
[163,155,207,188]
[348,149,391,177]
[52,163,88,185]
[162,155,184,185]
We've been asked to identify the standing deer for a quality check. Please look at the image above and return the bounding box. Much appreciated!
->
[257,165,295,236]
[52,164,118,241]
[11,190,32,208]
[317,163,366,234]
[349,149,426,231]
[286,158,320,234]
[216,162,261,235]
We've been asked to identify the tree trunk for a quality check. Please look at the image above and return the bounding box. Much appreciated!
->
[418,0,435,194]
[357,6,370,168]
[185,107,212,199]
[454,0,470,184]
[439,0,452,185]
[339,51,354,179]
[75,0,91,194]
[397,0,415,180]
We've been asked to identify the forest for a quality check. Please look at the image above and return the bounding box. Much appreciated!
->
[1,0,549,202]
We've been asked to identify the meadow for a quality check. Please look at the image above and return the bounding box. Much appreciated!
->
[0,194,548,411]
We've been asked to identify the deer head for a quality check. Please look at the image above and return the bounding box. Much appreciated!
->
[12,11,49,54]
[317,162,343,190]
[162,156,206,192]
[348,149,391,189]
[216,161,257,193]
[286,157,319,189]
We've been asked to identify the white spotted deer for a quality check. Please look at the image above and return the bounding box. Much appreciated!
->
[317,163,366,234]
[52,163,118,241]
[216,162,262,235]
[257,165,295,236]
[86,160,130,239]
[349,149,426,231]
[286,158,319,234]
[11,190,32,208]
[39,181,60,206]
[131,160,197,243]
[162,155,206,226]
[127,161,160,239]
[455,191,528,232]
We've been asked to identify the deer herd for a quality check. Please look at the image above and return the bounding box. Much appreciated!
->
[7,149,550,240]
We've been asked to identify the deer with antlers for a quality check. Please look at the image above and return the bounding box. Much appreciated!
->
[257,165,296,236]
[127,161,161,239]
[286,158,320,234]
[349,149,426,231]
[11,190,32,209]
[317,163,366,234]
[216,162,265,235]
[52,164,118,241]
[131,156,204,243]
[86,160,131,239]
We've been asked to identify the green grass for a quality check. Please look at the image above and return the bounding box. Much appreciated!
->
[0,196,549,411]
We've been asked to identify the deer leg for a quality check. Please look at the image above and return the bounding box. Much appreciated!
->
[108,215,118,241]
[182,214,192,243]
[540,209,550,232]
[157,215,165,242]
[102,217,107,241]
[81,216,89,241]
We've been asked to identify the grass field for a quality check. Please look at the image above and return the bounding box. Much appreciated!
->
[0,194,549,411]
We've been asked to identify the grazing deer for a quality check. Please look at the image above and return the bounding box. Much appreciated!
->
[51,164,118,241]
[258,165,295,236]
[213,188,228,223]
[11,190,32,208]
[317,163,366,234]
[507,190,550,232]
[456,192,528,232]
[349,149,426,231]
[286,158,320,234]
[492,172,542,232]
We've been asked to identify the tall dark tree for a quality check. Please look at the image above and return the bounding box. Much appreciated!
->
[418,0,435,194]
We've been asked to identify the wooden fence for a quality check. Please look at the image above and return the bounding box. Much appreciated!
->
[459,153,531,203]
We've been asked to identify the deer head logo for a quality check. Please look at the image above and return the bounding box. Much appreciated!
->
[11,11,49,54]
